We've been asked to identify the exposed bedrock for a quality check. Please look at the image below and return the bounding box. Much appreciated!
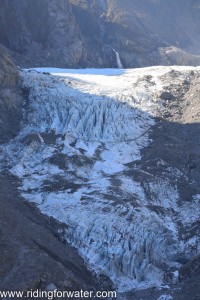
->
[0,45,23,143]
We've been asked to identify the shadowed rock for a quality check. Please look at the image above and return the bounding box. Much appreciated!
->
[0,45,23,143]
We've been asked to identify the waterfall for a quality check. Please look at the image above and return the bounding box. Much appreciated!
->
[113,48,123,69]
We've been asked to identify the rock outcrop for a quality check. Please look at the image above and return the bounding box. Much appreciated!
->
[0,45,23,143]
[0,0,87,68]
[98,0,200,67]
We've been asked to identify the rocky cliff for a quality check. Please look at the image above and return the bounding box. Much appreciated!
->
[1,0,200,68]
[0,45,23,143]
[0,0,86,67]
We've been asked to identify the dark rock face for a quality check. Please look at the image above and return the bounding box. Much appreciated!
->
[99,0,200,67]
[0,47,19,86]
[0,0,87,68]
[0,45,23,143]
[1,0,200,68]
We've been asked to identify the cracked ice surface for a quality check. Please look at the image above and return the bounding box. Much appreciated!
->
[1,67,200,292]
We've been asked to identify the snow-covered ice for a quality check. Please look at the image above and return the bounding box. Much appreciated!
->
[157,295,173,300]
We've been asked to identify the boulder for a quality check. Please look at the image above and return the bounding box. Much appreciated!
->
[159,91,175,100]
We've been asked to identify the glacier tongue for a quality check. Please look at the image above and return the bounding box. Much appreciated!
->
[2,66,200,292]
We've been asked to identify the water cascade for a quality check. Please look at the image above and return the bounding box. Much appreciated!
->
[113,48,123,69]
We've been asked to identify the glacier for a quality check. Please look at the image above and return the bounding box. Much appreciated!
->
[1,66,200,292]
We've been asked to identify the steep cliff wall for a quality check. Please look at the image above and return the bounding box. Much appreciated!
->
[0,0,87,67]
[1,0,200,68]
[0,45,23,143]
[96,0,200,67]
